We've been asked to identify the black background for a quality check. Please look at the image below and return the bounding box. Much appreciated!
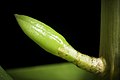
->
[1,0,101,69]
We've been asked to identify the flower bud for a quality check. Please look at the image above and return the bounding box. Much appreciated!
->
[15,14,69,56]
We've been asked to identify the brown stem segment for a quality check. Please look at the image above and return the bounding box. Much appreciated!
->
[58,45,105,74]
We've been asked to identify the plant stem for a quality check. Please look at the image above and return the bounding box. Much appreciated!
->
[99,0,120,80]
[58,45,105,74]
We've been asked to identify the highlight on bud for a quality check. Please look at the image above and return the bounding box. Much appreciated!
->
[15,14,69,56]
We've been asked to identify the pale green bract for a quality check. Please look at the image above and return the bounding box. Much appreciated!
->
[15,14,69,56]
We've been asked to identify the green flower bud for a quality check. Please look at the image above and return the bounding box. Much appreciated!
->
[15,14,69,56]
[15,14,105,74]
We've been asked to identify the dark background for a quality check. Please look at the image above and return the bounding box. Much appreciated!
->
[1,0,101,69]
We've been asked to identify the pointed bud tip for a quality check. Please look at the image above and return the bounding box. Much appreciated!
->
[14,14,23,19]
[14,14,19,18]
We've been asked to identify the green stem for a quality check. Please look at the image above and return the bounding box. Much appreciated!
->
[99,0,120,80]
[58,45,105,74]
